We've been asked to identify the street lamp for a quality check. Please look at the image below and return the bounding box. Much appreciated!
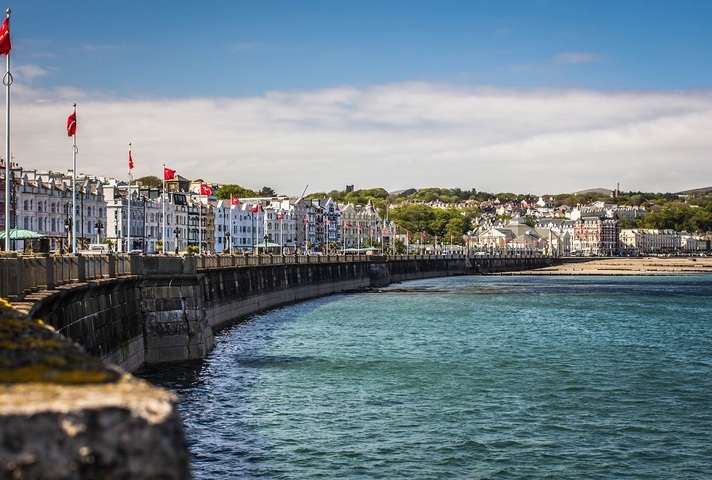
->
[225,232,231,254]
[64,217,72,254]
[94,221,103,245]
[173,227,180,254]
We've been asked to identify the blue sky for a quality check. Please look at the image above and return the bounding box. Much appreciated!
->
[8,0,712,195]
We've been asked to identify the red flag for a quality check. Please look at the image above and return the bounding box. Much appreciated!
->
[0,17,10,56]
[200,183,212,196]
[345,222,350,228]
[358,225,362,231]
[250,204,259,213]
[278,211,284,220]
[67,112,77,137]
[230,195,240,205]
[304,215,309,223]
[128,149,134,170]
[164,167,176,180]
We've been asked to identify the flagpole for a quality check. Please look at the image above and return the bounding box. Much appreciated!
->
[3,9,11,251]
[127,143,131,253]
[198,191,202,255]
[162,165,165,254]
[71,103,77,253]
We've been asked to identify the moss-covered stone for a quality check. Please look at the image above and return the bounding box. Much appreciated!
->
[0,298,120,384]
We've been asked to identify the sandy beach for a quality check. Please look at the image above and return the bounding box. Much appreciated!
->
[514,256,712,275]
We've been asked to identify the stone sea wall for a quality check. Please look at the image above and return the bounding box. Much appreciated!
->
[15,277,146,372]
[203,261,374,330]
[7,255,552,373]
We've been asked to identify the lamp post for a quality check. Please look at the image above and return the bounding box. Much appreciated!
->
[64,217,72,254]
[278,210,284,254]
[225,232,231,254]
[94,221,103,245]
[173,227,180,254]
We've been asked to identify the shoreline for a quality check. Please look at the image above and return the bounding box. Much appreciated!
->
[507,256,712,275]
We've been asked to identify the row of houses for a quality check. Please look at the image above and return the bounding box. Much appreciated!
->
[471,216,710,256]
[0,166,392,254]
[2,163,709,256]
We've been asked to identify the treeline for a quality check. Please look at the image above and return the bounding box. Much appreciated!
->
[621,199,712,232]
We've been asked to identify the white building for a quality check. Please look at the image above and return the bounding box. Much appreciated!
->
[264,198,297,251]
[13,169,107,252]
[228,201,264,253]
[620,229,681,254]
[339,201,382,251]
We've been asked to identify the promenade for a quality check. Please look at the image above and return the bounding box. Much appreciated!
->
[513,256,712,275]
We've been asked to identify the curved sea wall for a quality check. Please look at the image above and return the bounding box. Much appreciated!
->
[202,261,374,330]
[470,255,556,274]
[6,254,555,372]
[10,255,471,372]
[16,276,146,372]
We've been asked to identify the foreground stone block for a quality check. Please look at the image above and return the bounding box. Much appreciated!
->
[0,299,191,479]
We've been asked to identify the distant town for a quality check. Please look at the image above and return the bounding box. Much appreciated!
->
[1,161,711,256]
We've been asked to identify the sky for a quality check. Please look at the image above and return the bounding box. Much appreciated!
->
[6,0,712,196]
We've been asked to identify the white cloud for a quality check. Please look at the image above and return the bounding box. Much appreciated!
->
[14,64,51,82]
[9,82,712,196]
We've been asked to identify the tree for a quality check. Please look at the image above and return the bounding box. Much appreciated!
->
[135,175,162,188]
[258,186,277,196]
[344,188,389,206]
[215,184,257,200]
[392,237,407,254]
[389,204,436,236]
[635,201,712,232]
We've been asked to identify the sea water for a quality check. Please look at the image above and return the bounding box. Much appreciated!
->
[139,275,712,479]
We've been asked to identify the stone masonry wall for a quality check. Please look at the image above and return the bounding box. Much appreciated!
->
[141,274,215,364]
[10,256,477,373]
[387,257,469,283]
[18,277,146,372]
[202,262,372,331]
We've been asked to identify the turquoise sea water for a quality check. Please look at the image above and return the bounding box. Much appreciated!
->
[139,275,712,479]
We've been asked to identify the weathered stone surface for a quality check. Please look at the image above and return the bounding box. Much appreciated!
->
[0,299,191,479]
[0,375,190,480]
